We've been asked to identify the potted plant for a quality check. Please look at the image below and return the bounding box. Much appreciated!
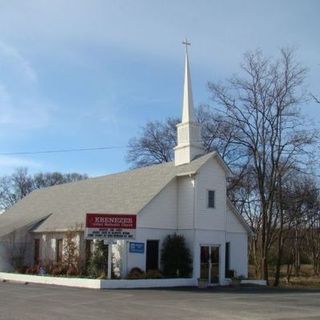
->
[197,278,208,288]
[231,274,245,287]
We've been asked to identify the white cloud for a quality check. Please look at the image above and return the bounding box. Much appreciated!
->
[0,41,54,134]
[0,41,37,84]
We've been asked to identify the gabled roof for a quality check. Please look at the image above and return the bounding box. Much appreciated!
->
[0,152,217,237]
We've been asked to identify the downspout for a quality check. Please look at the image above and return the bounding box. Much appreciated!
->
[176,177,179,232]
[224,180,228,284]
[191,174,196,280]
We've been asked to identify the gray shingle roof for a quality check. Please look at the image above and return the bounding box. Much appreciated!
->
[0,152,215,237]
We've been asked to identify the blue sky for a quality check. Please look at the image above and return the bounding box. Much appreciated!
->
[0,0,319,176]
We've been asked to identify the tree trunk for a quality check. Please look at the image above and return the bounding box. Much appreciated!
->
[274,175,285,287]
[286,262,293,283]
[274,229,284,286]
[294,228,300,276]
[260,203,269,284]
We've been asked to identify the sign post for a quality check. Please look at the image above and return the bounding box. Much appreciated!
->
[108,243,112,279]
[85,213,137,280]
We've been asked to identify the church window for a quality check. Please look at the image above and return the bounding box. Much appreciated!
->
[34,239,40,264]
[208,190,215,208]
[56,239,63,263]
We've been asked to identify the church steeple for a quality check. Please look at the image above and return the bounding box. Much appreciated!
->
[174,39,203,166]
[181,40,195,123]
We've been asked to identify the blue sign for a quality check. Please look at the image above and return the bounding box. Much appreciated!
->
[129,242,145,254]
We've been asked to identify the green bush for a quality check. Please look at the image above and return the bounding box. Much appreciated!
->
[87,241,108,278]
[161,234,192,278]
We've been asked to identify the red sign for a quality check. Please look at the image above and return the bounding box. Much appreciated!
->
[85,213,137,240]
[86,213,136,229]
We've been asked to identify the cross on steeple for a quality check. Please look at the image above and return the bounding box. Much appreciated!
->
[174,37,203,166]
[182,38,191,53]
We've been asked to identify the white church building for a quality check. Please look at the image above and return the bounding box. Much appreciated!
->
[0,44,251,285]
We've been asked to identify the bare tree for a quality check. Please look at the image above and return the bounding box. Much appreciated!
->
[127,118,178,168]
[12,168,33,200]
[306,208,320,275]
[0,176,17,209]
[271,172,319,285]
[197,105,247,167]
[0,168,88,211]
[311,94,320,104]
[126,106,243,168]
[228,165,262,276]
[0,168,33,210]
[33,172,88,189]
[209,48,317,283]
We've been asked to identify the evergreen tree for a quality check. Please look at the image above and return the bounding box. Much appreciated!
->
[161,234,192,277]
[87,241,108,278]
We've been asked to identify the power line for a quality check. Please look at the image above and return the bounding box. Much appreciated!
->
[0,146,126,156]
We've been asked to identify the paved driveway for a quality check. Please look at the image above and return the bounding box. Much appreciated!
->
[1,282,320,320]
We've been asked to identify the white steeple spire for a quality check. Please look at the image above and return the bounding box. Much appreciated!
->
[181,40,195,123]
[174,39,203,166]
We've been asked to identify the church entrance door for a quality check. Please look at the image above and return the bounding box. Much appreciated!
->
[146,240,159,271]
[200,245,220,284]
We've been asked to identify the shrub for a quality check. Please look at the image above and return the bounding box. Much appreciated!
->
[43,261,55,275]
[12,256,25,272]
[15,265,28,274]
[127,267,146,279]
[145,269,163,279]
[66,265,79,276]
[63,228,80,269]
[51,264,65,276]
[87,241,109,278]
[25,265,40,275]
[97,272,107,279]
[161,234,192,278]
[226,269,235,278]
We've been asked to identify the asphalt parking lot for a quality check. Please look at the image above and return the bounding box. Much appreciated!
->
[1,282,320,320]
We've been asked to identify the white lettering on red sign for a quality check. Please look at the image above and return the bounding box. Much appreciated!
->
[85,213,136,240]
